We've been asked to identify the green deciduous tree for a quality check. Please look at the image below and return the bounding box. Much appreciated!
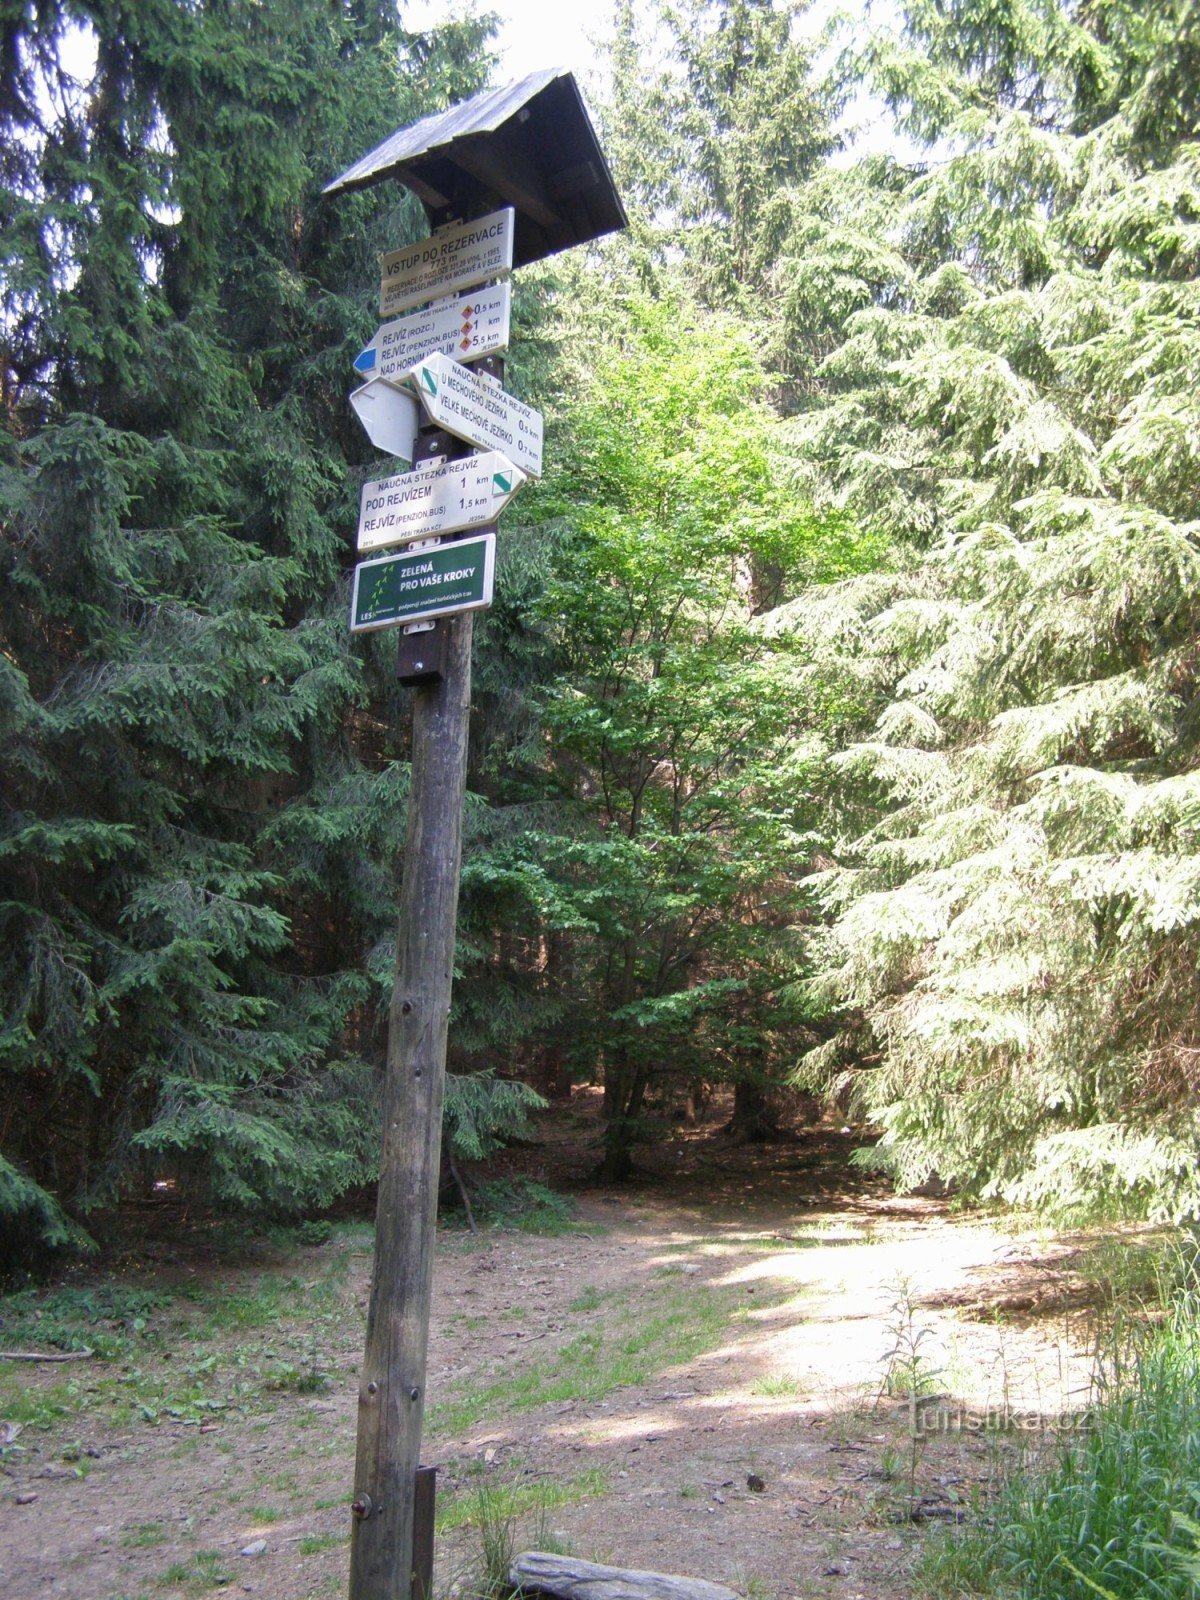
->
[506,289,871,1177]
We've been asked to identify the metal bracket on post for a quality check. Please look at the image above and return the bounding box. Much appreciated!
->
[413,1466,436,1600]
[395,428,455,688]
[397,620,449,687]
[472,353,505,387]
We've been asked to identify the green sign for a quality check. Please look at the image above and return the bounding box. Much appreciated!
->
[350,533,495,634]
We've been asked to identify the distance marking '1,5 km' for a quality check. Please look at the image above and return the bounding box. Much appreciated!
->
[357,451,524,552]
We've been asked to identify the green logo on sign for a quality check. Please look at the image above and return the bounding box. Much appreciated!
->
[493,472,511,493]
[421,367,438,398]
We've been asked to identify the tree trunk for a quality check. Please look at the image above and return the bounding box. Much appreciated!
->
[724,1078,788,1144]
[599,1057,649,1181]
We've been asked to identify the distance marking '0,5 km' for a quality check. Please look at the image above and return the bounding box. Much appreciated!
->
[354,282,511,382]
[410,351,543,478]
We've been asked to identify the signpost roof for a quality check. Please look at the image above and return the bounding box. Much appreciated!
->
[323,69,627,268]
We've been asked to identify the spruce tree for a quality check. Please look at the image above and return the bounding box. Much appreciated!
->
[0,0,495,1258]
[774,0,1200,1219]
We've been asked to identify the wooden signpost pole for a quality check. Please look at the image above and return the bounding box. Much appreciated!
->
[348,593,472,1600]
[326,68,626,1600]
[348,368,496,1600]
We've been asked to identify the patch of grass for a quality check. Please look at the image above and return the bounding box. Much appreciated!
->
[474,1482,519,1599]
[203,1281,293,1332]
[568,1286,605,1313]
[246,1506,285,1524]
[455,1478,593,1599]
[427,1276,785,1436]
[0,1283,172,1359]
[158,1549,230,1590]
[265,1359,331,1394]
[436,1469,608,1534]
[921,1273,1200,1600]
[0,1378,74,1427]
[298,1532,345,1555]
[752,1373,803,1397]
[121,1522,168,1548]
[737,1576,775,1600]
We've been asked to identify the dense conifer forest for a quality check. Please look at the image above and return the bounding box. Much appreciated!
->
[4,0,1200,1261]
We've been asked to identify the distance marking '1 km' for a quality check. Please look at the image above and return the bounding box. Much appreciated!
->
[410,351,543,478]
[379,208,514,318]
[354,283,511,382]
[350,533,496,633]
[357,451,525,553]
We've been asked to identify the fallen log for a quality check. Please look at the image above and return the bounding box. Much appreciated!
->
[0,1348,94,1363]
[511,1553,740,1600]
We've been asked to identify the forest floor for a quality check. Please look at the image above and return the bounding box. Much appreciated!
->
[0,1091,1138,1600]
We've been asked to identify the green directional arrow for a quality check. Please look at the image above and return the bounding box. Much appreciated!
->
[420,366,438,398]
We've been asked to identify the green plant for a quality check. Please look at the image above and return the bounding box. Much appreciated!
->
[121,1522,167,1548]
[265,1359,331,1395]
[880,1279,941,1402]
[880,1278,941,1516]
[0,1284,171,1358]
[159,1550,231,1590]
[472,1482,519,1599]
[246,1506,284,1524]
[922,1270,1200,1599]
[436,1471,607,1536]
[298,1532,344,1555]
[470,1178,579,1234]
[752,1373,802,1397]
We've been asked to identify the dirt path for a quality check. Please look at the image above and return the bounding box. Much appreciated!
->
[0,1117,1108,1600]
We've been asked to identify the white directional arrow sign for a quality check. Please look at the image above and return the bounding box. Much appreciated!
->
[380,207,514,318]
[348,377,419,462]
[409,351,543,478]
[353,283,511,384]
[357,451,525,553]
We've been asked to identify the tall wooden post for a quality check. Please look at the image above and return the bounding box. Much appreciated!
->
[326,71,625,1600]
[348,599,473,1600]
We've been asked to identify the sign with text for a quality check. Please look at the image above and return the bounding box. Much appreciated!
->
[354,283,511,382]
[379,208,514,318]
[357,452,524,552]
[350,533,496,634]
[410,352,543,478]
